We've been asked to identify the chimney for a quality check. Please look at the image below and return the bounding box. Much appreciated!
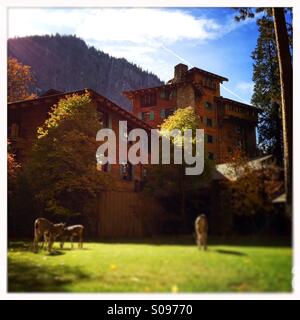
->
[174,63,188,83]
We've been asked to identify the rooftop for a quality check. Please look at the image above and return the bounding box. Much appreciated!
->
[213,155,274,181]
[123,64,228,98]
[8,88,153,131]
[186,67,228,82]
[214,96,260,111]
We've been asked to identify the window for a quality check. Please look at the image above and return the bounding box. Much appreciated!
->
[99,112,108,127]
[208,152,214,160]
[206,134,213,144]
[205,101,213,110]
[141,112,154,121]
[237,139,244,148]
[235,125,244,135]
[195,89,202,101]
[141,112,148,121]
[206,118,213,127]
[160,109,165,119]
[98,163,108,172]
[160,88,175,100]
[140,93,157,107]
[10,123,19,138]
[165,108,175,118]
[149,111,155,121]
[203,78,215,90]
[143,167,147,179]
[120,163,132,181]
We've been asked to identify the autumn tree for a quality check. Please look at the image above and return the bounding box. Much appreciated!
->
[145,107,212,231]
[8,141,20,180]
[220,148,284,233]
[8,57,36,102]
[24,92,111,235]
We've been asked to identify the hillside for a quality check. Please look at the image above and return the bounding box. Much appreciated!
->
[8,34,163,110]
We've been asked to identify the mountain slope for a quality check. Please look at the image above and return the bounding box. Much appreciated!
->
[8,34,163,110]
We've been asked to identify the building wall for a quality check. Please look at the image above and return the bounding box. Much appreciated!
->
[8,95,146,192]
[195,83,221,162]
[176,83,195,109]
[129,70,258,164]
[102,109,144,191]
[132,90,177,128]
[9,100,55,163]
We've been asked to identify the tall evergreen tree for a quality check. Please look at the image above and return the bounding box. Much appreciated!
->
[251,15,283,164]
[235,7,293,213]
[272,8,293,214]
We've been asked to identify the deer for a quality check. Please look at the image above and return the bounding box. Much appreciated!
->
[33,218,66,253]
[195,214,208,251]
[60,225,84,250]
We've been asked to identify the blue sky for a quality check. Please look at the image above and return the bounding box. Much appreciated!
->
[8,7,259,104]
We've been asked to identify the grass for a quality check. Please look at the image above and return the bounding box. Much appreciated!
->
[8,237,292,293]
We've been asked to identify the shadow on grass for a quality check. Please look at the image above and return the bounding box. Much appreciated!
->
[48,250,65,256]
[9,236,292,248]
[8,241,33,251]
[214,249,247,256]
[8,241,89,254]
[95,236,292,247]
[8,258,90,292]
[61,247,90,251]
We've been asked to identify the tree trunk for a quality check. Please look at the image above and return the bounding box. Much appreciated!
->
[274,102,284,165]
[272,8,293,215]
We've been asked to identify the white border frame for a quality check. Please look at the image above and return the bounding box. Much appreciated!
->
[1,0,299,300]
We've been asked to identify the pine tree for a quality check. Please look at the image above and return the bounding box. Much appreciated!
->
[235,8,293,213]
[251,15,283,164]
[272,8,293,215]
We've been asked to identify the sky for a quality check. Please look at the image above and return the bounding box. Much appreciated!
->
[8,7,260,104]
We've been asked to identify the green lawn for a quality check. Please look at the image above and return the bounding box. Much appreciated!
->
[8,238,292,293]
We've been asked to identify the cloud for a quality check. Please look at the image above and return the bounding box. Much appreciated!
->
[8,8,254,82]
[8,8,245,44]
[236,81,254,92]
[75,8,223,45]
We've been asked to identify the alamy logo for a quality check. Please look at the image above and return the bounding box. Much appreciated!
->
[96,121,204,175]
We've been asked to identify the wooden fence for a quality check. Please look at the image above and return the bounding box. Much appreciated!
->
[97,191,170,237]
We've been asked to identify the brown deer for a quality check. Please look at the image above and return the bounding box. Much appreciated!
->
[195,214,208,251]
[33,218,66,253]
[60,225,84,249]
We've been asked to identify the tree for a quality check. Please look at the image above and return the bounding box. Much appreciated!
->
[145,107,212,231]
[8,141,20,184]
[220,148,284,234]
[235,7,293,214]
[8,35,163,109]
[272,8,293,215]
[8,57,36,102]
[251,15,283,164]
[24,92,111,236]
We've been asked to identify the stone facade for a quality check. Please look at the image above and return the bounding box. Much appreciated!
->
[123,64,259,163]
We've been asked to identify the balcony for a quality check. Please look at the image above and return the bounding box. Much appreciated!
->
[222,104,258,123]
